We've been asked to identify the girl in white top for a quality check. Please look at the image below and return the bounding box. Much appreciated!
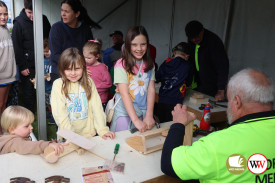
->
[51,47,115,139]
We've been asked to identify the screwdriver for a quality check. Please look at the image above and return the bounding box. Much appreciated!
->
[113,143,120,161]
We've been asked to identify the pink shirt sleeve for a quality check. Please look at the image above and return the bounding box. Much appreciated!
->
[96,64,112,90]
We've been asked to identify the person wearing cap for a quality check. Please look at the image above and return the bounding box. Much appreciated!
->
[155,42,192,123]
[103,30,124,71]
[185,20,229,101]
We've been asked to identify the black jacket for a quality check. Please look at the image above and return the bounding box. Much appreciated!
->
[189,29,229,97]
[12,9,51,75]
[156,57,191,105]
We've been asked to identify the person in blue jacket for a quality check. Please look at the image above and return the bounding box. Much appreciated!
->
[155,42,192,123]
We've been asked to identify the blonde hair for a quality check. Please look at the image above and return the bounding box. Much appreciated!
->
[58,47,92,100]
[83,39,102,57]
[1,106,34,134]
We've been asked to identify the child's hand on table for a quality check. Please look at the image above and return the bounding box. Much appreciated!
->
[143,116,155,130]
[49,142,66,155]
[102,132,115,140]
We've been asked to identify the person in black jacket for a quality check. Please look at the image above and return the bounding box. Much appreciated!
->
[12,0,51,113]
[185,20,229,101]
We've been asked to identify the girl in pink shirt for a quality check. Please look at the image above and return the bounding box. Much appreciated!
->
[83,40,112,110]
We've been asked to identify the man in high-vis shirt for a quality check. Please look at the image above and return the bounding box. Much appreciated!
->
[161,69,275,183]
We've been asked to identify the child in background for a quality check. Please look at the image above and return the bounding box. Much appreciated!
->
[44,38,52,96]
[110,26,155,132]
[51,47,115,139]
[156,42,192,123]
[43,39,55,125]
[0,106,64,155]
[83,39,112,110]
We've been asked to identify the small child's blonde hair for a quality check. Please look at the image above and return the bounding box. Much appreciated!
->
[1,106,34,133]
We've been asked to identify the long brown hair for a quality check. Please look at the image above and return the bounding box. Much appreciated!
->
[58,47,92,100]
[122,26,154,75]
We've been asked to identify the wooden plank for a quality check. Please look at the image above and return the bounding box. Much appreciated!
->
[187,106,227,124]
[187,106,203,121]
[126,118,195,154]
[57,129,96,150]
[146,144,164,154]
[125,135,144,153]
[43,142,80,163]
[183,121,193,146]
[210,111,227,123]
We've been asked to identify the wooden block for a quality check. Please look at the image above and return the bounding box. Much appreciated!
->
[210,111,227,123]
[183,121,193,146]
[57,129,96,150]
[189,96,209,105]
[193,92,204,99]
[187,106,227,124]
[126,126,170,154]
[43,142,80,163]
[126,116,195,154]
[161,129,169,137]
[125,135,145,153]
[187,106,203,121]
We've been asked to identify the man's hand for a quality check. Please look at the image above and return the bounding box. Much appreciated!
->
[215,90,225,101]
[172,104,196,126]
[21,68,30,76]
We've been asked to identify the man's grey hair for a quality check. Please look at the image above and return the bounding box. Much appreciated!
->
[227,68,274,104]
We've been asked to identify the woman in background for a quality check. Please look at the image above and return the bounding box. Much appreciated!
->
[49,0,101,82]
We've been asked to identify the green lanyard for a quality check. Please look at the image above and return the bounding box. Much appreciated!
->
[191,44,200,89]
[195,44,200,71]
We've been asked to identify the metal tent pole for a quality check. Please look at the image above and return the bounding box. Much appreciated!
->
[33,0,47,140]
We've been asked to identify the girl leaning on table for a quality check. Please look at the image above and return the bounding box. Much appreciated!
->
[110,26,156,132]
[50,47,115,140]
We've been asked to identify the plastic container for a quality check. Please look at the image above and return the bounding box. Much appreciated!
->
[200,103,211,130]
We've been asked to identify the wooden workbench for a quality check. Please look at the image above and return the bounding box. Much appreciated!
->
[155,83,228,124]
[0,122,202,183]
[183,89,228,124]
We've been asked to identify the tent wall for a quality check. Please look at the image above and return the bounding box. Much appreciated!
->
[13,0,275,81]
